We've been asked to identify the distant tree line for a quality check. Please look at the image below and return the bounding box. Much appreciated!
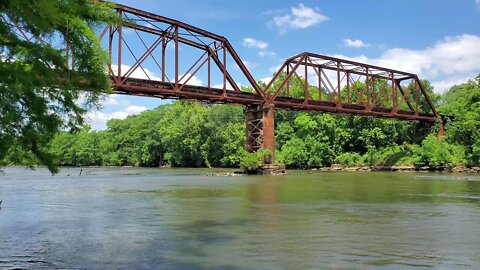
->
[3,75,480,171]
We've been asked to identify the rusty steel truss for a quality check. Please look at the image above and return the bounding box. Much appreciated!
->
[100,4,438,121]
[103,3,265,106]
[3,2,442,163]
[262,52,438,121]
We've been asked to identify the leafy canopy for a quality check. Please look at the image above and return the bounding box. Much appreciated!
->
[0,0,116,173]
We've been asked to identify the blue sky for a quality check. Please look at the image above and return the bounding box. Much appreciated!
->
[87,0,480,129]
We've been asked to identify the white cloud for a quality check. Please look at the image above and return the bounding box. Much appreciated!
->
[86,111,109,130]
[111,64,161,81]
[332,34,480,93]
[259,51,277,57]
[102,96,118,105]
[242,60,254,69]
[111,65,203,87]
[269,64,283,74]
[101,94,131,107]
[212,82,235,90]
[262,8,286,15]
[125,105,148,115]
[259,77,273,84]
[179,73,203,86]
[86,105,148,130]
[342,38,369,48]
[431,75,477,93]
[109,111,130,120]
[243,38,268,49]
[269,4,328,33]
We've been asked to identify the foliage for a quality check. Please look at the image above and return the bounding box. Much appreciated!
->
[239,151,261,174]
[335,152,365,166]
[3,69,479,170]
[438,78,480,165]
[0,0,116,173]
[412,135,465,168]
[278,137,308,167]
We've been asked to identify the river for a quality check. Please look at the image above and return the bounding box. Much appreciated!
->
[1,167,480,269]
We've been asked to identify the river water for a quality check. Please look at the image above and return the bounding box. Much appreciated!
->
[1,167,480,269]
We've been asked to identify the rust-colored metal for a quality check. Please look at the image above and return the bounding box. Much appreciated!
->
[245,104,275,164]
[245,106,263,153]
[4,3,444,165]
[263,52,439,122]
[261,104,275,163]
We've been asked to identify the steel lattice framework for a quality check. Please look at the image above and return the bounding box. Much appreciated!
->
[3,2,442,163]
[98,4,438,122]
[104,4,265,106]
[263,53,438,121]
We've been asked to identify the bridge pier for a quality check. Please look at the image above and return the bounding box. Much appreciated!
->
[245,104,276,164]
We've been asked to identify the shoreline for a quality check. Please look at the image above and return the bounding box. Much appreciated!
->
[309,165,480,173]
[3,165,480,175]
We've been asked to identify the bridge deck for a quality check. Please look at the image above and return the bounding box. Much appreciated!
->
[113,77,437,122]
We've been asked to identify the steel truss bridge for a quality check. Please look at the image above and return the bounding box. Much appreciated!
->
[5,3,442,164]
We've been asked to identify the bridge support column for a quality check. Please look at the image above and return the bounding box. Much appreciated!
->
[245,104,275,164]
[262,104,275,164]
[437,115,448,140]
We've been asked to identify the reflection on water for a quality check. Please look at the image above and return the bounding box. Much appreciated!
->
[1,167,480,269]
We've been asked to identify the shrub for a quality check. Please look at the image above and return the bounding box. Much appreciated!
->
[240,151,261,174]
[335,152,365,166]
[413,135,465,167]
[366,144,414,166]
[278,137,308,167]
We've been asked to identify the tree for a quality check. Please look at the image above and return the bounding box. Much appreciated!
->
[438,77,480,165]
[0,0,116,173]
[279,137,308,167]
[412,134,465,168]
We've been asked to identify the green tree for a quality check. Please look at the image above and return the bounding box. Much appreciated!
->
[278,137,308,167]
[439,77,480,165]
[0,0,116,173]
[412,134,465,167]
[217,123,245,167]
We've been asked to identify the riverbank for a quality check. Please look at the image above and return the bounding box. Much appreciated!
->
[3,164,480,177]
[310,164,480,173]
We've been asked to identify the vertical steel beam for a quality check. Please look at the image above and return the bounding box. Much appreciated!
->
[346,72,350,104]
[371,77,376,109]
[108,26,113,76]
[223,44,227,96]
[208,49,211,88]
[117,11,123,83]
[365,67,372,111]
[162,39,166,81]
[174,25,179,89]
[336,61,341,107]
[304,57,308,101]
[415,80,419,115]
[392,73,397,112]
[286,64,290,97]
[318,67,322,101]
